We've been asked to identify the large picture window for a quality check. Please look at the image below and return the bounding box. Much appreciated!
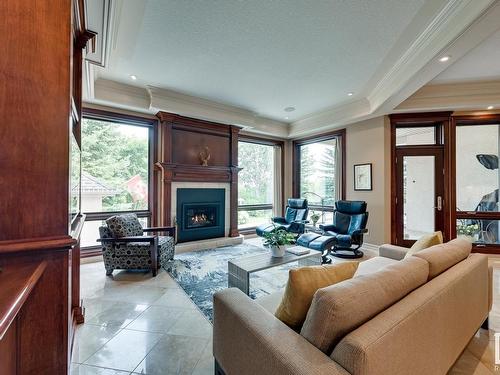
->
[294,130,345,223]
[80,109,155,250]
[238,138,283,230]
[455,120,500,246]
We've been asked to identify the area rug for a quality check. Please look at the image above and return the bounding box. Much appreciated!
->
[166,243,294,321]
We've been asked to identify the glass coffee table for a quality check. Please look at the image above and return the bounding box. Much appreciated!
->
[227,247,322,295]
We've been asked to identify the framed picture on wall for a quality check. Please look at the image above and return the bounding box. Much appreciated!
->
[354,163,372,191]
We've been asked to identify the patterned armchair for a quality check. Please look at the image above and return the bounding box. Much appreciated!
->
[97,213,175,277]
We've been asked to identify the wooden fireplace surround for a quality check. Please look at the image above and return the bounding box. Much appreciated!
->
[155,112,241,238]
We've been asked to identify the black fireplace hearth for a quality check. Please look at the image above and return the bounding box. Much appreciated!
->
[176,188,225,242]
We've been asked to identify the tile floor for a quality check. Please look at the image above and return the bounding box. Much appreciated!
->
[72,260,213,375]
[72,240,500,375]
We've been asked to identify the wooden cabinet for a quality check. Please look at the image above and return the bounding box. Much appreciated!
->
[0,0,93,373]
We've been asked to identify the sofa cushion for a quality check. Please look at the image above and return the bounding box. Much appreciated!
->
[257,257,398,313]
[275,262,359,330]
[106,213,143,238]
[412,238,472,280]
[354,256,398,277]
[257,291,284,314]
[300,256,429,354]
[405,231,443,258]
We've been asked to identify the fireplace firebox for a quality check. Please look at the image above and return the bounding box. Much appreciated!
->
[185,205,217,229]
[176,188,225,242]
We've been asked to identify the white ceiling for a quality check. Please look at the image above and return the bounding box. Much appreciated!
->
[96,0,432,122]
[432,29,500,84]
[86,0,500,136]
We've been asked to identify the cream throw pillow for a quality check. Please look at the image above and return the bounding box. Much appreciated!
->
[275,262,359,330]
[405,231,443,258]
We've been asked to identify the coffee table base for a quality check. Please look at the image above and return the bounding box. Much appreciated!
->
[228,249,322,295]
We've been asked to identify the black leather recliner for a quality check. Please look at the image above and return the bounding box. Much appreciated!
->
[297,200,368,262]
[256,198,309,237]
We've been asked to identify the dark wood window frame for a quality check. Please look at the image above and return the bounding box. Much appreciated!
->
[292,129,346,215]
[80,108,158,256]
[451,113,500,254]
[390,112,500,254]
[389,113,452,246]
[238,134,285,234]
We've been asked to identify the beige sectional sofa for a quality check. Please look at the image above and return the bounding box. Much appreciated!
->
[213,238,491,375]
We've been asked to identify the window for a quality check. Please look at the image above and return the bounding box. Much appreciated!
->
[456,122,500,245]
[456,124,499,212]
[294,131,345,224]
[396,126,437,146]
[238,139,282,230]
[80,110,154,250]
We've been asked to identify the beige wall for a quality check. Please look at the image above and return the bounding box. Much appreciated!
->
[345,116,391,245]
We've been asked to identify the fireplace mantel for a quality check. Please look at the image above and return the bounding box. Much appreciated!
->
[155,111,241,237]
[155,163,241,183]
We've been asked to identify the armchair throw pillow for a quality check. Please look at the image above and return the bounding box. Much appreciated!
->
[106,213,143,238]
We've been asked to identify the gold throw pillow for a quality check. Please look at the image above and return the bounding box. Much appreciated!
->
[405,231,443,258]
[275,262,359,329]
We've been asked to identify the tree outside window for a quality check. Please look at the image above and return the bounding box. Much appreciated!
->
[238,141,276,229]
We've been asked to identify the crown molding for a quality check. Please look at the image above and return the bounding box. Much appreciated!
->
[89,79,289,137]
[288,0,499,137]
[396,80,500,111]
[147,86,288,136]
[367,0,496,111]
[93,79,151,109]
[85,0,500,139]
[377,1,500,117]
[288,98,371,138]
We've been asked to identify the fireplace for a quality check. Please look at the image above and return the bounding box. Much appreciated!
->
[176,188,225,242]
[185,205,217,229]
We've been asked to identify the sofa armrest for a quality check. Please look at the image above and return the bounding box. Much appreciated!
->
[378,244,409,260]
[213,288,350,375]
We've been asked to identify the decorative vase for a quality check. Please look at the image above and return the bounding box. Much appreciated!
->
[270,245,286,258]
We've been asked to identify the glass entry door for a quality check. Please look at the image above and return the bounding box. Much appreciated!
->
[395,147,445,247]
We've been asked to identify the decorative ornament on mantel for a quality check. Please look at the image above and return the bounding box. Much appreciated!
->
[199,146,211,166]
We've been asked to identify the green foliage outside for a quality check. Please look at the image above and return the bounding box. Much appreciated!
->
[238,142,274,225]
[82,119,149,211]
[300,142,337,206]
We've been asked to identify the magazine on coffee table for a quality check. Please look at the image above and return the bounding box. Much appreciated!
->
[286,246,310,255]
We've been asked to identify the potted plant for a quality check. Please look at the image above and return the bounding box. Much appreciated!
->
[457,222,480,241]
[262,228,296,257]
[310,211,321,227]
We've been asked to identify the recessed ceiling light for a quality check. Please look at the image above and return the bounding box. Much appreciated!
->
[487,105,494,110]
[130,74,137,80]
[347,92,354,96]
[284,106,295,112]
[285,116,289,120]
[439,56,450,62]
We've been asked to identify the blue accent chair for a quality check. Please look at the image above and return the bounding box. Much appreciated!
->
[255,198,309,237]
[297,200,368,262]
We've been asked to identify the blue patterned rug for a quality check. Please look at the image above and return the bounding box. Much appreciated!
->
[166,243,293,321]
